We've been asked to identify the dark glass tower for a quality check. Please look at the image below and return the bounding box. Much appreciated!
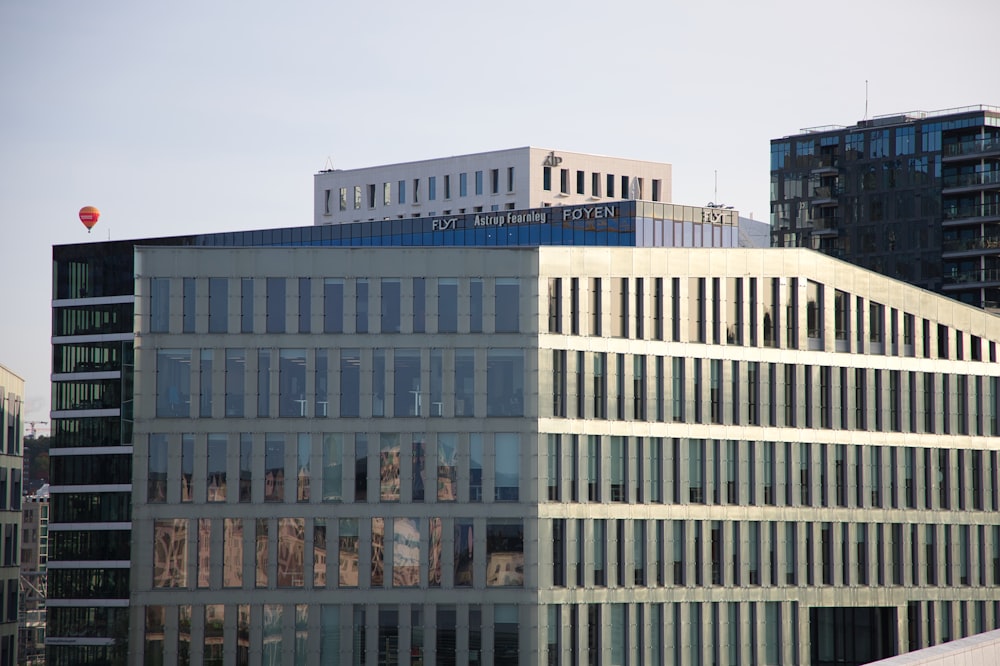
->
[770,105,1000,311]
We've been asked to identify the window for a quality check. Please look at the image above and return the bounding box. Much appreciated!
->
[606,173,615,198]
[339,187,348,211]
[383,182,391,205]
[354,185,361,209]
[428,176,436,201]
[495,278,520,333]
[397,180,406,204]
[494,434,520,501]
[380,279,400,333]
[323,279,344,333]
[490,168,499,194]
[560,169,569,194]
[150,278,170,333]
[208,278,227,333]
[487,350,524,417]
[652,179,662,202]
[443,175,451,199]
[542,167,551,191]
[355,280,368,333]
[460,172,468,196]
[475,171,483,195]
[367,183,376,208]
[182,278,196,333]
[576,170,585,194]
[266,278,286,334]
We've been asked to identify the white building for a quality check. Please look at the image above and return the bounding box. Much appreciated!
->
[313,147,673,225]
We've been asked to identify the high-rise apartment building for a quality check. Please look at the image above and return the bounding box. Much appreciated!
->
[0,364,23,665]
[770,105,1000,310]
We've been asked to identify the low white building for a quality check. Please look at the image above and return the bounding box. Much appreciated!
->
[313,147,673,225]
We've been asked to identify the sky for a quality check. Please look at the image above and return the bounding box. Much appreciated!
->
[2,0,999,428]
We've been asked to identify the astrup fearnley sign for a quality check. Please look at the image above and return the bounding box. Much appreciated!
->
[429,204,619,232]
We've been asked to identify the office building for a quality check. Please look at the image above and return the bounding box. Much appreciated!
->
[770,104,1000,310]
[313,147,672,225]
[124,244,1000,665]
[0,364,23,665]
[47,199,740,665]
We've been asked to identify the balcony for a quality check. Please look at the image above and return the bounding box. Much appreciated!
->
[942,235,1000,256]
[942,202,1000,225]
[809,216,840,237]
[942,170,1000,194]
[810,154,841,175]
[943,137,1000,161]
[942,267,1000,287]
[811,185,843,206]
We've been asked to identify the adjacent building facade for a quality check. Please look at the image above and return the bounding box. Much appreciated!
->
[770,104,1000,310]
[0,364,23,665]
[313,147,673,226]
[20,484,48,664]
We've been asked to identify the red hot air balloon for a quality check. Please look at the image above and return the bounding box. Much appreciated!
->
[79,206,100,233]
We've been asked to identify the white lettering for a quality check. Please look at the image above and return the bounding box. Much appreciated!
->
[562,205,618,222]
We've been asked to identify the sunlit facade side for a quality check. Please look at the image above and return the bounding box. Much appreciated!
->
[770,104,1000,312]
[125,245,1000,665]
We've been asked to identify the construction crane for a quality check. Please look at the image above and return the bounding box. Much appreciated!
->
[25,421,47,439]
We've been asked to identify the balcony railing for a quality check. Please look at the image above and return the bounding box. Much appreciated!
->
[944,137,1000,158]
[943,268,1000,285]
[943,202,1000,221]
[810,216,840,230]
[942,171,1000,189]
[942,236,1000,252]
[812,185,844,199]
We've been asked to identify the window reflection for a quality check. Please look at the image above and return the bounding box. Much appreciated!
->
[455,520,474,587]
[438,434,458,501]
[255,519,269,588]
[487,521,524,587]
[372,517,385,587]
[314,519,327,588]
[152,519,187,588]
[469,434,484,502]
[147,434,167,503]
[263,604,282,664]
[284,434,304,504]
[360,434,392,507]
[198,518,211,588]
[205,604,224,666]
[224,518,243,588]
[322,434,343,502]
[339,518,359,587]
[412,435,425,502]
[264,435,284,502]
[207,434,226,502]
[277,517,305,587]
[181,434,193,502]
[239,433,252,503]
[428,518,442,587]
[393,518,420,587]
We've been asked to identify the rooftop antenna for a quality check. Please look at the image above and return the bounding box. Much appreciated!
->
[323,156,335,171]
[714,169,718,204]
[864,80,869,120]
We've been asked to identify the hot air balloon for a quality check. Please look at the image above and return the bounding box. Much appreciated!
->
[79,206,100,233]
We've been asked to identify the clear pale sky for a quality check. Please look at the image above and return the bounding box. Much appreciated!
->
[2,0,998,428]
